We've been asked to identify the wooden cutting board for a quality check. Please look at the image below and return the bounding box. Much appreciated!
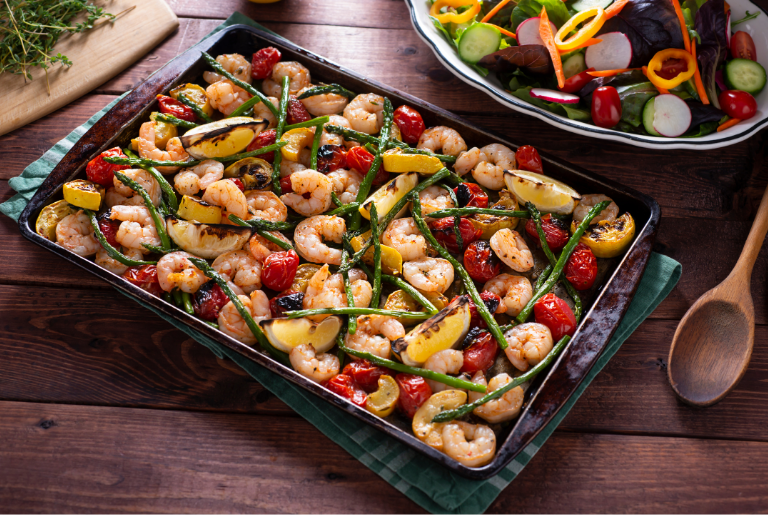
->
[0,0,178,137]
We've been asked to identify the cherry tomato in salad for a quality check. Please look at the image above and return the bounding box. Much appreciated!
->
[251,47,282,80]
[560,68,596,94]
[464,240,501,283]
[454,182,488,208]
[393,105,426,144]
[123,265,163,297]
[565,243,598,291]
[316,144,347,173]
[525,213,569,250]
[280,174,293,193]
[428,217,482,254]
[395,373,432,418]
[192,280,230,321]
[591,86,622,128]
[461,328,500,374]
[86,147,129,186]
[325,374,367,407]
[718,90,758,120]
[533,293,576,342]
[286,96,312,125]
[157,95,196,122]
[262,249,300,291]
[269,290,304,318]
[342,360,395,393]
[515,145,543,174]
[97,214,120,248]
[451,292,501,330]
[731,31,757,61]
[247,128,277,162]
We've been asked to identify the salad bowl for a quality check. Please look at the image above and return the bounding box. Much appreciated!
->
[405,0,768,149]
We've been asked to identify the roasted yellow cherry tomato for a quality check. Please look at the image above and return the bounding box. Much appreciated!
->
[555,8,607,52]
[646,49,697,90]
[571,212,636,258]
[429,0,481,24]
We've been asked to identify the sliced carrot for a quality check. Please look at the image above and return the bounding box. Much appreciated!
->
[691,39,710,104]
[718,118,741,131]
[587,67,639,77]
[641,66,670,94]
[489,24,516,38]
[670,0,691,52]
[539,7,566,88]
[564,37,603,52]
[605,0,631,18]
[725,1,730,12]
[481,0,513,23]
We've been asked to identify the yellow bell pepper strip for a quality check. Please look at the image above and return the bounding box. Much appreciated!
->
[604,0,630,19]
[429,0,481,24]
[382,148,444,174]
[539,7,566,89]
[717,118,741,131]
[587,67,639,77]
[670,0,691,52]
[554,7,607,52]
[646,48,697,90]
[690,40,710,104]
[481,0,512,23]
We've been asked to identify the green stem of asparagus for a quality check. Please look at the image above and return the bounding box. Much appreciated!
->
[177,93,213,124]
[141,243,180,255]
[326,202,360,217]
[227,214,296,231]
[285,308,433,319]
[297,83,356,99]
[104,156,199,168]
[154,112,198,129]
[441,183,462,251]
[215,141,287,164]
[85,210,156,266]
[370,203,382,308]
[256,230,294,251]
[426,207,530,219]
[340,248,357,336]
[284,115,330,132]
[534,264,553,294]
[272,75,291,195]
[324,125,457,162]
[309,119,324,170]
[113,171,171,249]
[204,320,220,329]
[172,289,184,308]
[146,164,179,211]
[181,291,195,315]
[201,52,278,117]
[380,275,439,314]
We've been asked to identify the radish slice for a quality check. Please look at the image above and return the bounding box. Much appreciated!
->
[716,69,727,91]
[585,32,633,71]
[530,88,580,104]
[726,11,731,47]
[652,94,692,137]
[516,17,558,46]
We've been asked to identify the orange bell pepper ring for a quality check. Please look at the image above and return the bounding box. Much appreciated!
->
[554,7,607,52]
[430,0,482,24]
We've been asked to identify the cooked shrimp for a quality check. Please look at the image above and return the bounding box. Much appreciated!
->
[95,247,144,275]
[56,210,100,257]
[454,147,481,176]
[293,215,346,265]
[382,218,428,261]
[403,258,454,293]
[573,194,619,224]
[417,126,467,157]
[469,372,524,423]
[299,86,350,116]
[157,251,208,293]
[111,168,162,207]
[245,190,287,222]
[211,250,262,293]
[422,350,465,393]
[202,53,252,84]
[202,179,249,220]
[327,169,362,205]
[248,231,292,263]
[206,80,252,116]
[304,265,372,320]
[281,159,307,177]
[252,96,279,128]
[173,160,224,196]
[262,61,311,97]
[109,205,163,253]
[504,322,554,372]
[280,169,333,216]
[441,421,496,468]
[419,185,455,219]
[483,274,533,317]
[105,187,143,208]
[218,290,271,345]
[290,344,340,384]
[345,314,405,359]
[137,122,189,174]
[321,115,355,147]
[343,93,384,135]
[457,144,515,190]
[490,229,534,273]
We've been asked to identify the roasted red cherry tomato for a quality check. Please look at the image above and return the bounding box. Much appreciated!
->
[731,31,757,61]
[247,129,277,162]
[565,243,598,291]
[192,281,230,321]
[325,374,367,407]
[454,182,488,208]
[230,178,245,192]
[525,213,569,250]
[393,105,426,144]
[342,360,395,393]
[591,86,622,128]
[346,146,375,173]
[251,47,282,80]
[86,147,129,186]
[461,328,500,374]
[515,145,543,174]
[533,293,577,342]
[97,214,120,248]
[286,96,312,125]
[157,95,196,122]
[451,292,501,330]
[464,240,501,283]
[262,250,300,291]
[316,144,347,173]
[428,217,482,254]
[269,290,304,318]
[123,265,163,297]
[718,90,758,120]
[395,373,432,418]
[560,68,596,94]
[280,175,293,193]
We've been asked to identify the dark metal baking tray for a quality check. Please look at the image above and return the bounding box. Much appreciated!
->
[18,24,660,480]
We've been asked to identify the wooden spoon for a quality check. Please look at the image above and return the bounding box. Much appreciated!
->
[668,183,768,407]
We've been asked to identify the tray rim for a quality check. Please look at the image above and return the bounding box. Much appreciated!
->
[18,23,661,480]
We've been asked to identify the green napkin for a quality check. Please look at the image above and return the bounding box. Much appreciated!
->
[0,12,682,514]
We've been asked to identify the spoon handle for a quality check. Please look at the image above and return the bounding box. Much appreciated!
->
[734,183,768,281]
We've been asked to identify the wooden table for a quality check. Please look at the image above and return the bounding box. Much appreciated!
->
[2,0,768,513]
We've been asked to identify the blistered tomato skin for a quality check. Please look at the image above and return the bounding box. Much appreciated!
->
[251,47,281,80]
[279,175,293,193]
[286,96,312,125]
[393,105,426,144]
[346,146,374,173]
[262,250,300,291]
[97,215,121,248]
[247,129,277,162]
[123,265,163,297]
[343,360,395,393]
[395,373,432,418]
[86,147,129,186]
[316,145,347,173]
[157,95,196,122]
[533,293,577,342]
[592,86,622,129]
[565,243,598,291]
[454,183,489,208]
[230,178,245,192]
[325,374,367,407]
[525,214,570,250]
[461,328,500,374]
[515,145,543,174]
[428,217,482,254]
[192,281,231,321]
[718,90,758,120]
[451,292,501,330]
[464,240,501,283]
[269,290,304,318]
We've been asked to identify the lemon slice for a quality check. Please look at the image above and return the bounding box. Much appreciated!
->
[392,295,471,366]
[359,172,418,221]
[180,118,267,159]
[504,170,581,214]
[262,316,342,354]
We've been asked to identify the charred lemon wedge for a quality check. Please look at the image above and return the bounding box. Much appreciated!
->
[504,170,581,214]
[572,212,636,258]
[63,180,104,211]
[359,172,418,221]
[36,199,76,240]
[166,217,250,259]
[180,117,268,159]
[178,195,222,224]
[382,148,443,174]
[262,316,343,354]
[350,231,403,275]
[365,375,400,417]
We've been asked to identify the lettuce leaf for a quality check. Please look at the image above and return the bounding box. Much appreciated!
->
[694,0,728,109]
[511,0,571,31]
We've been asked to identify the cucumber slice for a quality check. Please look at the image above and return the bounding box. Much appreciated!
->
[642,97,662,136]
[725,58,767,95]
[571,0,613,12]
[458,23,502,63]
[563,53,587,78]
[450,21,472,39]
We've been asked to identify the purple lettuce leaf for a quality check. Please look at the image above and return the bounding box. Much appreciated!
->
[478,45,554,75]
[694,0,728,109]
